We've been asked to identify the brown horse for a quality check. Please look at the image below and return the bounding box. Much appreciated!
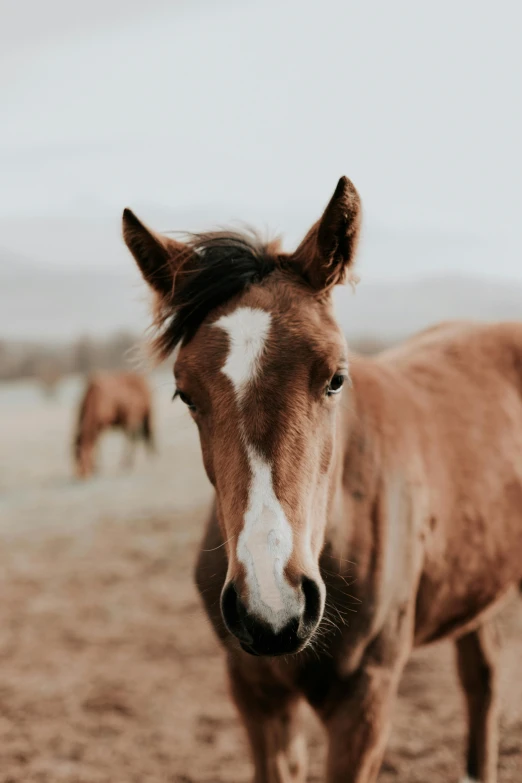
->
[122,178,522,783]
[74,371,154,478]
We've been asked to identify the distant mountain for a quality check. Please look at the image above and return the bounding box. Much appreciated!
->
[1,211,521,341]
[1,256,522,343]
[334,275,522,342]
[0,261,148,341]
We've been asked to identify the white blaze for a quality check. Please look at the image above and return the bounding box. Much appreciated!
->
[214,307,297,630]
[237,446,295,627]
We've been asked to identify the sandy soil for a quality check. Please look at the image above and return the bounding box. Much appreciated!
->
[0,375,520,782]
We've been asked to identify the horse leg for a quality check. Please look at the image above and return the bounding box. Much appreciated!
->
[84,441,97,477]
[142,411,156,454]
[322,661,406,782]
[455,621,500,783]
[317,615,413,783]
[88,431,100,475]
[227,659,307,783]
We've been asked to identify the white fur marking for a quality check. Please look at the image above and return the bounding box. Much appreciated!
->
[236,447,296,629]
[214,307,271,395]
[214,306,297,630]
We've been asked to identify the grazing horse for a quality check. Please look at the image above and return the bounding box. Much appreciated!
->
[122,177,522,783]
[74,371,154,478]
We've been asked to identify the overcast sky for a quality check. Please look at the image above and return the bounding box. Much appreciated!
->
[1,0,521,279]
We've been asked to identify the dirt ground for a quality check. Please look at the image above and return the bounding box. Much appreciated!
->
[0,375,521,782]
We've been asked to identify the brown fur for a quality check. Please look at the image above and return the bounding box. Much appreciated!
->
[74,372,154,479]
[123,178,522,782]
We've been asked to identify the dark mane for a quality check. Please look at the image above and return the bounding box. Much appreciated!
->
[152,230,280,359]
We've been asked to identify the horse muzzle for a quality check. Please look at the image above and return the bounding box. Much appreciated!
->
[220,576,322,656]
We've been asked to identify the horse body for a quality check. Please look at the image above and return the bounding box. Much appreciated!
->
[74,371,154,478]
[369,321,522,641]
[386,321,522,643]
[193,320,522,781]
[123,178,522,782]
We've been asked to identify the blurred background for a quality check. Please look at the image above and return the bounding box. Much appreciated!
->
[0,2,521,781]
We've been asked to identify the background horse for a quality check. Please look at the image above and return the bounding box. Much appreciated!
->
[74,371,155,478]
[123,177,522,783]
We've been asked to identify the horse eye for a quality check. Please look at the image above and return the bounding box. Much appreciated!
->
[174,389,197,411]
[326,374,345,396]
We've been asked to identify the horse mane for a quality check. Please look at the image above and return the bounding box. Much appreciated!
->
[151,229,282,360]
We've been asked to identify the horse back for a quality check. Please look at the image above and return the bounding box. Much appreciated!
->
[79,372,152,433]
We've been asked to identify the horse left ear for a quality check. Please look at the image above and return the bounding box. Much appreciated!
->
[122,208,194,299]
[292,176,361,291]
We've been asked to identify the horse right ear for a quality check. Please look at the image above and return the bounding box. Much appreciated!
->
[122,208,193,298]
[291,177,361,292]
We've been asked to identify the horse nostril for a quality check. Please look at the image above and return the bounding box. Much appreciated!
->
[221,578,322,656]
[300,576,322,634]
[220,581,253,645]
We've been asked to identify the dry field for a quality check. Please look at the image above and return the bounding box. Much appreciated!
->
[0,374,520,782]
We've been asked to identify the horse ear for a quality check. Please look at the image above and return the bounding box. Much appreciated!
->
[122,208,193,298]
[292,176,361,291]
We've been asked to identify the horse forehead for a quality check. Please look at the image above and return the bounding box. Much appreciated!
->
[212,306,273,393]
[209,303,344,386]
[176,293,342,390]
